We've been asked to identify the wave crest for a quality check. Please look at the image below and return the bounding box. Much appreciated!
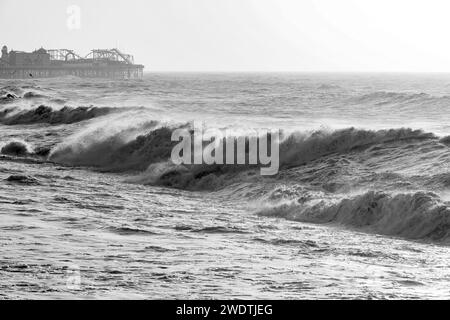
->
[0,140,34,156]
[0,105,121,125]
[47,125,442,190]
[49,119,164,171]
[257,191,450,242]
[279,127,436,168]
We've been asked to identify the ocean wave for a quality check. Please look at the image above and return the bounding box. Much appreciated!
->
[0,85,26,98]
[351,91,450,107]
[49,118,162,170]
[440,135,450,145]
[0,86,52,104]
[128,161,240,191]
[5,175,40,185]
[0,92,19,104]
[48,124,442,191]
[23,91,48,99]
[420,173,450,189]
[0,140,34,156]
[107,226,157,236]
[257,190,450,243]
[0,105,121,125]
[278,127,435,169]
[191,226,249,234]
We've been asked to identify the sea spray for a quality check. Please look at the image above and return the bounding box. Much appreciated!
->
[257,190,450,242]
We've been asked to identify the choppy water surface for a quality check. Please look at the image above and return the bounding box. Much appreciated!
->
[0,73,449,299]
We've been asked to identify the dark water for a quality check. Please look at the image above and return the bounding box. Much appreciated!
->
[0,73,449,299]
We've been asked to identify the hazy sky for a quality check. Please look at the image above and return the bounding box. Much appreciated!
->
[2,0,450,72]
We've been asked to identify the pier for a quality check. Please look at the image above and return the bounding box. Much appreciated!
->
[0,46,144,79]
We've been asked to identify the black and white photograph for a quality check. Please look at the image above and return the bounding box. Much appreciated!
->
[0,0,449,303]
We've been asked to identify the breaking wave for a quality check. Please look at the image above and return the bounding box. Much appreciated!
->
[0,85,448,246]
[0,105,123,125]
[0,86,54,104]
[46,123,446,191]
[278,127,436,169]
[257,190,450,243]
[49,116,163,171]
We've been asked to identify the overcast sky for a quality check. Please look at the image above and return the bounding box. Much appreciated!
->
[1,0,450,72]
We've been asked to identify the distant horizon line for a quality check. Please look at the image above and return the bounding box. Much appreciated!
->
[143,70,450,74]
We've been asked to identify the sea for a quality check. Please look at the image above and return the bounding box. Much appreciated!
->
[0,72,449,299]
